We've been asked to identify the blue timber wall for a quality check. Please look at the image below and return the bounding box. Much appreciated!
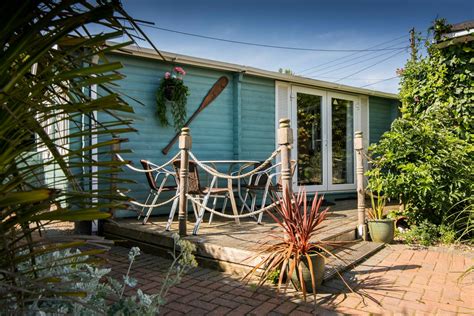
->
[369,96,399,144]
[99,54,398,217]
[102,54,274,217]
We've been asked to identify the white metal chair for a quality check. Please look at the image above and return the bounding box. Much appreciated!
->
[138,159,179,225]
[171,160,231,235]
[241,160,296,224]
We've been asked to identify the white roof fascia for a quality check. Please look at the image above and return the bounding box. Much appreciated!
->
[109,43,399,100]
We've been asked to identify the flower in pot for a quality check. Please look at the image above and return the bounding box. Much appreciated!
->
[156,66,189,131]
[244,190,345,300]
[367,189,395,243]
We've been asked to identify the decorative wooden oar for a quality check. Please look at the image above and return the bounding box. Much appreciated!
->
[162,76,229,155]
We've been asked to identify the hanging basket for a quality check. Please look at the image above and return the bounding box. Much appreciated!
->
[156,67,189,131]
[164,83,175,100]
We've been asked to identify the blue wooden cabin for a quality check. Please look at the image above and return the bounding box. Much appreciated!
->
[104,46,399,218]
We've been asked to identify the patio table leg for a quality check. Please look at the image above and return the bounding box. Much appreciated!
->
[227,179,240,224]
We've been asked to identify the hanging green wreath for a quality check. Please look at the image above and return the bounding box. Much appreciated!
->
[156,66,189,131]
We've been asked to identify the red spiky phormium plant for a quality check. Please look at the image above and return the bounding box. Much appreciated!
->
[244,190,345,301]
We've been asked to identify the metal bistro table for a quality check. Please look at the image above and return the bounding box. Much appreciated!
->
[199,160,259,224]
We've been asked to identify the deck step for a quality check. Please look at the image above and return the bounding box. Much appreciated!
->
[323,240,385,282]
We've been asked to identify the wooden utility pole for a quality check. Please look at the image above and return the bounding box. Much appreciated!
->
[410,28,417,61]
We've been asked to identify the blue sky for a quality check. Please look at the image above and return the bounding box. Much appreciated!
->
[122,0,473,93]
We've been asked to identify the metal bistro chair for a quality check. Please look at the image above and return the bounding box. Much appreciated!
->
[138,159,178,225]
[238,161,272,218]
[171,160,231,235]
[241,160,296,224]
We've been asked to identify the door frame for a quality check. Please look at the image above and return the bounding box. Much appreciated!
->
[290,86,328,193]
[327,91,359,191]
[290,86,360,193]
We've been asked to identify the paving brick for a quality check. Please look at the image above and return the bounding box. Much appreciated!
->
[166,301,194,313]
[180,291,202,304]
[207,306,231,315]
[211,297,241,309]
[422,289,442,302]
[227,304,254,316]
[273,301,299,314]
[188,300,218,311]
[249,302,278,314]
[102,244,472,315]
[185,307,209,316]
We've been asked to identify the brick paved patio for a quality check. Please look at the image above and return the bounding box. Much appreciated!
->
[104,244,473,315]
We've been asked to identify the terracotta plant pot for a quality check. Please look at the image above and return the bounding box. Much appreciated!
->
[368,219,395,243]
[290,253,325,293]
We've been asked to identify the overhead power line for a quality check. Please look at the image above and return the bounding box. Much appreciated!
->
[306,45,406,78]
[297,34,407,75]
[137,23,409,53]
[311,76,396,81]
[360,76,399,88]
[334,50,406,83]
[302,38,406,77]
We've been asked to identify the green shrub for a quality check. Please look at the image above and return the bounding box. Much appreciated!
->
[367,19,473,240]
[439,225,457,245]
[402,220,439,246]
[367,119,473,226]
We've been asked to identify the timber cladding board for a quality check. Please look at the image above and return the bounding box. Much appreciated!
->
[240,76,275,160]
[369,96,400,145]
[99,54,278,217]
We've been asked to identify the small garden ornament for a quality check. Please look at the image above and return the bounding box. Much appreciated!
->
[156,66,189,131]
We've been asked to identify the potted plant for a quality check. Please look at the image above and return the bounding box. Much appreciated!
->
[244,190,344,300]
[367,189,394,243]
[156,66,189,131]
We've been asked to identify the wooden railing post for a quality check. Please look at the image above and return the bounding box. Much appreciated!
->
[354,131,367,240]
[178,127,192,236]
[278,118,293,200]
[109,138,120,218]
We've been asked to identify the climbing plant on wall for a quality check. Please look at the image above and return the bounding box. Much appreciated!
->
[367,19,473,240]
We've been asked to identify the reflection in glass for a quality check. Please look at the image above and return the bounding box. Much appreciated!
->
[297,93,323,185]
[331,97,354,184]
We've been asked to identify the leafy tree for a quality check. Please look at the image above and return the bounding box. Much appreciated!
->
[367,19,473,239]
[278,68,295,75]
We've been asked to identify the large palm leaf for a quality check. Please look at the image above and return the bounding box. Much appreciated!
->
[0,0,162,311]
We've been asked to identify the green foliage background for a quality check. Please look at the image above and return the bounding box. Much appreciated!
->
[367,19,473,240]
[0,0,163,311]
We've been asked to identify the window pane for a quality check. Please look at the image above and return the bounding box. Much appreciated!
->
[331,97,354,185]
[297,93,323,186]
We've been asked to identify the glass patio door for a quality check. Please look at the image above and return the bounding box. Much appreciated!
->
[292,87,357,192]
[327,92,357,191]
[292,87,328,192]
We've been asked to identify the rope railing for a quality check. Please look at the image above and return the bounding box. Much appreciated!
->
[188,147,281,180]
[115,152,180,173]
[186,194,280,219]
[117,190,179,208]
[110,118,294,236]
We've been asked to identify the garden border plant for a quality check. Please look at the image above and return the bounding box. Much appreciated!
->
[243,190,354,302]
[0,0,196,313]
[366,18,473,244]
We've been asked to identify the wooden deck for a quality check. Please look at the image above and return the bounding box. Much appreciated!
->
[102,199,388,277]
